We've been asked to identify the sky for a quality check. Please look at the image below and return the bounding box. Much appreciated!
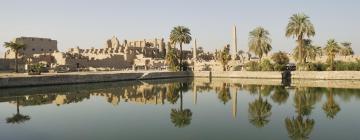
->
[1,0,359,56]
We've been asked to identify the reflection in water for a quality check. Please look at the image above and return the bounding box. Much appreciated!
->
[1,78,360,139]
[322,89,341,119]
[170,83,193,128]
[248,93,272,128]
[6,97,31,124]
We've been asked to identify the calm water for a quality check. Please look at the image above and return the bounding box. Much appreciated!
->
[1,78,360,140]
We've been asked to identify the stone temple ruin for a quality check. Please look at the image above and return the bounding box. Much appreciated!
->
[1,36,193,72]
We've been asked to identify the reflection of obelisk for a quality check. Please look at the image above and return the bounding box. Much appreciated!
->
[193,83,197,104]
[231,25,238,60]
[231,86,238,119]
[193,39,197,60]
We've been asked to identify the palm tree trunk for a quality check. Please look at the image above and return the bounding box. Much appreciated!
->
[297,35,304,64]
[179,43,183,71]
[15,51,18,73]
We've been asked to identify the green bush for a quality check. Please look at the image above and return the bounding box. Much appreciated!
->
[297,62,328,71]
[245,61,260,71]
[271,51,289,65]
[333,61,360,71]
[260,59,274,71]
[274,64,286,71]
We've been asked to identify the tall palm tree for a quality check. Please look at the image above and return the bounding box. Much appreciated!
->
[322,88,341,119]
[4,41,26,73]
[324,39,341,70]
[248,93,272,128]
[285,13,316,64]
[6,97,31,124]
[170,83,192,128]
[248,27,272,60]
[169,26,192,70]
[340,42,354,58]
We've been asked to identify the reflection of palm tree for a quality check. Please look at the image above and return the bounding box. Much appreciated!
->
[260,85,274,97]
[285,116,315,140]
[166,83,180,104]
[217,83,231,104]
[285,87,316,140]
[170,83,192,128]
[6,97,31,124]
[248,94,272,128]
[322,89,341,119]
[294,88,316,116]
[271,86,289,105]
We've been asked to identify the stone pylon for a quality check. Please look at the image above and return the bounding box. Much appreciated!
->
[193,39,197,60]
[231,25,238,60]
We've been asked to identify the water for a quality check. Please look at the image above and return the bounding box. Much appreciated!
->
[1,78,360,140]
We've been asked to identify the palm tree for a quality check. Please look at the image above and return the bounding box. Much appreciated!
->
[4,41,26,73]
[248,27,272,60]
[340,42,354,58]
[322,88,341,119]
[169,26,192,70]
[285,13,316,64]
[165,47,179,71]
[6,97,31,124]
[324,39,341,70]
[248,93,272,128]
[293,39,322,62]
[170,83,192,128]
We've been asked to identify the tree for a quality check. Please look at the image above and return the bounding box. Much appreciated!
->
[324,39,341,70]
[285,116,315,140]
[286,13,316,64]
[248,27,272,60]
[4,41,26,73]
[293,39,322,63]
[248,93,272,128]
[271,51,290,65]
[170,83,192,128]
[217,45,231,71]
[6,97,31,124]
[170,26,192,70]
[165,47,179,71]
[340,42,354,58]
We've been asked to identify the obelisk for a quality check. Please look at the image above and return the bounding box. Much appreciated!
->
[193,39,197,60]
[231,25,238,60]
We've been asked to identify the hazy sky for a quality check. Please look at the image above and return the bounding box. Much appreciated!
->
[1,0,359,56]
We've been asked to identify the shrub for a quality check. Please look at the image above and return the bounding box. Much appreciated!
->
[28,63,45,75]
[274,64,286,71]
[334,61,360,71]
[245,61,260,71]
[271,51,289,65]
[260,59,274,71]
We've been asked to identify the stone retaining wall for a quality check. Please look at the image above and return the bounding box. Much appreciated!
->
[291,71,360,80]
[0,71,192,88]
[194,71,282,79]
